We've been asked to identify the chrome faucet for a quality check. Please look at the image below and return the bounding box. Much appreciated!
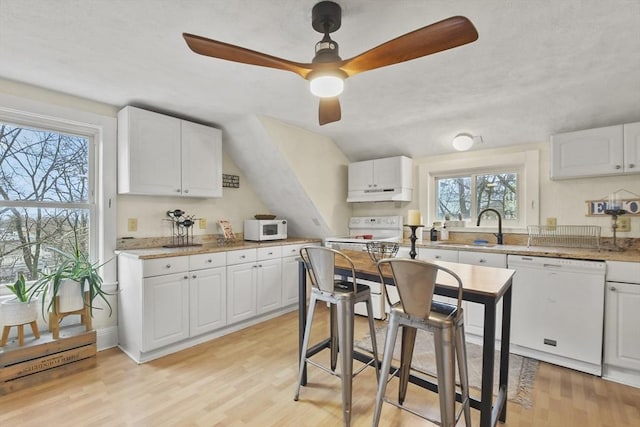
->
[476,208,504,245]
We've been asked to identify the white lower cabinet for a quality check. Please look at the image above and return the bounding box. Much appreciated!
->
[603,261,640,387]
[281,243,319,306]
[189,254,227,336]
[142,272,190,352]
[457,251,507,340]
[226,247,284,324]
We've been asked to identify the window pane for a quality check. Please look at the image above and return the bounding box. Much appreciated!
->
[0,207,90,284]
[436,176,471,220]
[0,124,89,203]
[475,173,518,219]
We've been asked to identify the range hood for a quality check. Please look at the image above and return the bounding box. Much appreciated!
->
[346,156,413,203]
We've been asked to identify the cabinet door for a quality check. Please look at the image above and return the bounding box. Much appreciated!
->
[181,121,222,197]
[348,160,374,191]
[623,122,640,173]
[458,251,506,339]
[550,125,624,179]
[604,282,640,371]
[282,255,301,306]
[119,106,182,195]
[190,267,227,336]
[373,157,403,189]
[257,258,282,314]
[142,272,189,351]
[226,263,257,324]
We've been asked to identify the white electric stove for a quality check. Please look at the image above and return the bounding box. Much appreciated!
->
[324,216,404,319]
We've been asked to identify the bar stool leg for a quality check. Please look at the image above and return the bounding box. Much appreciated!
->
[330,304,339,371]
[294,292,318,401]
[372,313,400,427]
[433,326,457,427]
[364,297,380,381]
[456,322,472,427]
[337,298,355,427]
[398,326,417,404]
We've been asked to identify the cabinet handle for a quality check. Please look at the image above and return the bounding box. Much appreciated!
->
[479,259,486,263]
[629,163,635,169]
[435,255,441,259]
[184,189,189,194]
[183,275,188,279]
[258,264,263,268]
[610,286,617,291]
[207,259,212,263]
[165,264,171,269]
[192,275,197,279]
[615,164,622,169]
[240,255,246,259]
[176,189,181,193]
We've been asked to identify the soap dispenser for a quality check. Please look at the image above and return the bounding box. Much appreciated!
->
[430,223,438,241]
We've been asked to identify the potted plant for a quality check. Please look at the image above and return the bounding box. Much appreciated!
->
[1,273,39,327]
[32,232,112,318]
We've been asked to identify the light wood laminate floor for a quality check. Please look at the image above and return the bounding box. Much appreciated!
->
[1,308,638,426]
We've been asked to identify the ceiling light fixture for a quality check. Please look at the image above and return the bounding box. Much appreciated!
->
[452,133,475,151]
[309,72,345,98]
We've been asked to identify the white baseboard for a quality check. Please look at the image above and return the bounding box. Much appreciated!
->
[96,325,118,351]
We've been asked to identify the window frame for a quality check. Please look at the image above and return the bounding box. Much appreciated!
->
[419,149,540,233]
[0,94,117,295]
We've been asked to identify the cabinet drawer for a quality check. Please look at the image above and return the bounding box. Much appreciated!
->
[458,251,507,268]
[226,248,257,265]
[189,252,226,270]
[419,248,459,262]
[606,260,640,283]
[257,246,282,260]
[142,256,189,278]
[282,243,306,258]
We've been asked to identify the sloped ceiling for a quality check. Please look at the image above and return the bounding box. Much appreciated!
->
[1,0,639,161]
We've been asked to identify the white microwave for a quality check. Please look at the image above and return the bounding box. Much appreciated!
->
[243,219,288,241]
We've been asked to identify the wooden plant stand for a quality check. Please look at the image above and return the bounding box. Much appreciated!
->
[1,321,40,347]
[48,291,92,339]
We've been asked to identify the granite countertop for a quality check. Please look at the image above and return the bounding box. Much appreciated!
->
[411,240,640,263]
[116,237,321,260]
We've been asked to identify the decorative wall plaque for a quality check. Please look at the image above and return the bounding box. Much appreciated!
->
[586,199,640,216]
[222,174,240,188]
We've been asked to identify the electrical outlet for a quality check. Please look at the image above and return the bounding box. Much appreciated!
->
[546,217,557,227]
[617,216,631,232]
[127,218,138,232]
[199,218,207,229]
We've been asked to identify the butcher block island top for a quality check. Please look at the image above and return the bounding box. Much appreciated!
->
[116,237,320,259]
[337,249,516,298]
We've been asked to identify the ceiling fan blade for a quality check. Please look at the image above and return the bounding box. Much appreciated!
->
[183,33,313,78]
[318,97,341,125]
[339,16,478,77]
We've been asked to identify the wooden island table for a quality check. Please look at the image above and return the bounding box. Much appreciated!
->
[298,249,516,427]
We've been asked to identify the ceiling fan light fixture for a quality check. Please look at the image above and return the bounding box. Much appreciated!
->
[309,74,344,97]
[452,133,474,151]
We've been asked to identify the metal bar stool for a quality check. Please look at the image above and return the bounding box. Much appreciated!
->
[294,246,379,427]
[372,258,471,427]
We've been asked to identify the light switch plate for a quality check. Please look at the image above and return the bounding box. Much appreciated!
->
[127,218,138,232]
[199,218,207,229]
[546,217,557,227]
[617,216,631,232]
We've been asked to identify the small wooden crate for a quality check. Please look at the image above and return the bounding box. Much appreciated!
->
[0,325,96,395]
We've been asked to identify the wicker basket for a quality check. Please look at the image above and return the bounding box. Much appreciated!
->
[366,241,400,262]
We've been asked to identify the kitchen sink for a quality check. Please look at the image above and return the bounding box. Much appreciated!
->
[434,242,497,249]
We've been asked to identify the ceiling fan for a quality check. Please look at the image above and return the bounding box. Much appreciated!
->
[183,1,478,126]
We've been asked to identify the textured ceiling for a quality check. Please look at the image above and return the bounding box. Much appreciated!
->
[1,0,639,161]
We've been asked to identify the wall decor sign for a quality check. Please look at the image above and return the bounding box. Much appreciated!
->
[586,199,640,216]
[222,174,240,188]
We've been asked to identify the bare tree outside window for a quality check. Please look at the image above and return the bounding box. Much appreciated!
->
[0,123,91,285]
[436,172,518,221]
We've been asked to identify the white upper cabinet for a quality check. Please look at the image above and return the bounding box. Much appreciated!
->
[347,156,412,202]
[118,106,222,197]
[550,122,639,179]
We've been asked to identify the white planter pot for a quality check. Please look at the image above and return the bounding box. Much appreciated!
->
[1,298,39,326]
[53,279,86,313]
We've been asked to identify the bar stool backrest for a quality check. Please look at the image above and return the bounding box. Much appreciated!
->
[377,258,464,320]
[300,246,357,294]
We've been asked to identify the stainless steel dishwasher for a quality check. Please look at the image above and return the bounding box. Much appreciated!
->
[507,254,606,375]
